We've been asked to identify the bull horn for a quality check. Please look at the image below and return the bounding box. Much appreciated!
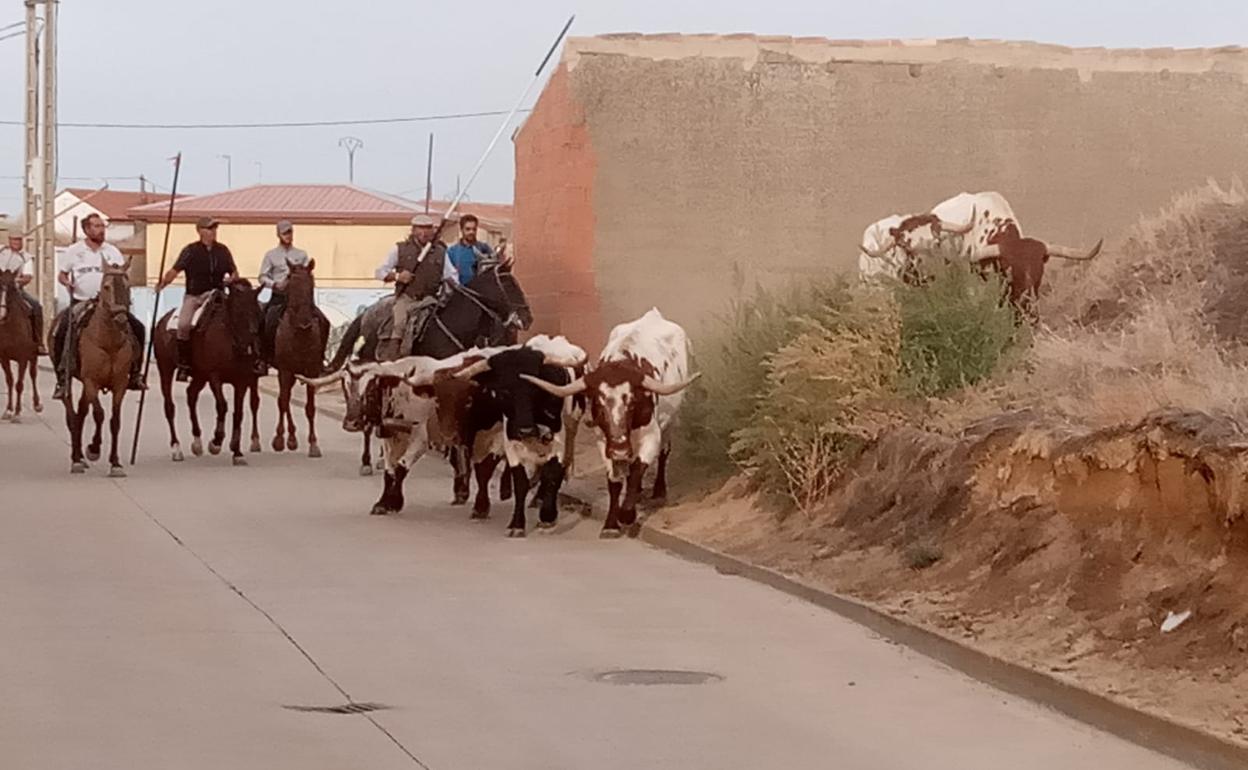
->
[1047,238,1104,261]
[519,374,587,398]
[859,237,896,260]
[454,359,491,380]
[974,244,1003,262]
[543,352,587,368]
[403,371,437,389]
[939,205,975,235]
[296,369,344,389]
[641,372,702,396]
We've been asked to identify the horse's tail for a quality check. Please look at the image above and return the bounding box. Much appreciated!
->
[325,314,363,374]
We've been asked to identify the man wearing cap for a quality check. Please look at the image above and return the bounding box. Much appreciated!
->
[51,213,147,397]
[0,225,45,355]
[257,220,311,369]
[373,213,457,357]
[157,216,240,382]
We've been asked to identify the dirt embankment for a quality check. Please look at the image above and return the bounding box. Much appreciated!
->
[656,408,1248,745]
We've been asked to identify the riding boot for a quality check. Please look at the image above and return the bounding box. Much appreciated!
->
[175,339,193,383]
[31,310,46,356]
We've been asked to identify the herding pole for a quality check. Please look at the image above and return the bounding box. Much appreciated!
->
[419,14,575,255]
[129,153,182,465]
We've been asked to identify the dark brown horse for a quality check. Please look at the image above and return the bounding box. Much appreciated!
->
[60,257,139,476]
[0,269,40,422]
[154,281,263,465]
[272,261,330,457]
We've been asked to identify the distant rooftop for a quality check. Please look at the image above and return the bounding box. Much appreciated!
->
[127,184,512,228]
[62,188,183,222]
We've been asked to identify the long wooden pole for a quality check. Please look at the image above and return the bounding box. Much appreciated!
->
[129,153,182,465]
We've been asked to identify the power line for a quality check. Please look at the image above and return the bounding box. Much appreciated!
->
[0,108,531,130]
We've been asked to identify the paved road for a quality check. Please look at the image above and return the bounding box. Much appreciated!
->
[1,371,1191,769]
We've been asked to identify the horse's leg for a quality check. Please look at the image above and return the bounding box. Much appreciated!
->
[188,378,205,456]
[161,362,183,462]
[305,381,320,458]
[27,355,41,414]
[85,394,105,462]
[249,379,261,453]
[107,387,126,477]
[11,358,24,421]
[208,377,226,456]
[272,371,290,452]
[360,428,373,476]
[229,382,247,466]
[1,358,13,420]
[70,386,93,473]
[285,375,299,453]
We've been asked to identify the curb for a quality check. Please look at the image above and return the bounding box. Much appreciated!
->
[276,378,1248,769]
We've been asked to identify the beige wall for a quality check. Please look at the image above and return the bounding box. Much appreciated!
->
[142,222,504,288]
[529,36,1248,345]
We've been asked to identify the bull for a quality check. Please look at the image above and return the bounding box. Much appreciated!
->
[444,336,586,537]
[522,309,698,539]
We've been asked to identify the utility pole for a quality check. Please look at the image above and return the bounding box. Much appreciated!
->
[217,154,232,189]
[425,133,433,214]
[254,161,263,183]
[39,0,56,328]
[23,2,41,315]
[338,136,363,184]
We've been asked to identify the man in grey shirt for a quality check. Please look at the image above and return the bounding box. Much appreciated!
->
[258,220,313,369]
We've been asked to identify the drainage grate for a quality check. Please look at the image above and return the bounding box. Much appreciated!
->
[591,669,724,686]
[283,702,391,715]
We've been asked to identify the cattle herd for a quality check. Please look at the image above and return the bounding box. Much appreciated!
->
[297,308,698,539]
[857,190,1103,316]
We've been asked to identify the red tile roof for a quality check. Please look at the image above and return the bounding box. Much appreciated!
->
[126,184,512,229]
[63,188,183,222]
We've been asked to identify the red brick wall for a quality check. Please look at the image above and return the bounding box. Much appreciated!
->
[513,65,606,353]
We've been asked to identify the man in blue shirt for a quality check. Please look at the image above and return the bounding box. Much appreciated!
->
[445,214,495,285]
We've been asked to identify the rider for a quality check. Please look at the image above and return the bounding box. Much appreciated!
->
[374,213,458,354]
[51,213,147,398]
[257,219,310,369]
[0,225,46,355]
[156,216,244,382]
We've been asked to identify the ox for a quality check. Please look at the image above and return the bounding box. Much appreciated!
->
[446,336,586,537]
[299,356,448,516]
[861,191,1104,317]
[858,208,974,284]
[523,309,697,539]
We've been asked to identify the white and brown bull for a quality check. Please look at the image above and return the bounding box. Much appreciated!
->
[522,309,698,539]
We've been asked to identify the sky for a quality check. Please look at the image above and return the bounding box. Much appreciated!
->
[1,0,1246,214]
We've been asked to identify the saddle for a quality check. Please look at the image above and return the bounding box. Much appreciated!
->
[164,290,220,333]
[376,295,439,361]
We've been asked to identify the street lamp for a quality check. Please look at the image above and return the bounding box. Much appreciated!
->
[338,137,363,184]
[217,153,232,189]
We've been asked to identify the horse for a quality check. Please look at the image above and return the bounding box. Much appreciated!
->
[0,269,41,422]
[153,280,264,466]
[59,257,139,476]
[271,260,330,457]
[325,263,533,487]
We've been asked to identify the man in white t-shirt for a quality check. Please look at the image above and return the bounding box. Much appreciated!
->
[51,213,147,398]
[0,225,45,354]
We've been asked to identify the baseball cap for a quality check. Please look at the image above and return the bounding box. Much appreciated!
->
[196,216,220,229]
[410,213,436,227]
[276,220,293,234]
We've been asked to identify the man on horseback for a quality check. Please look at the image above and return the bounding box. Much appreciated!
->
[157,216,256,382]
[257,220,327,372]
[372,213,458,360]
[51,214,146,399]
[0,226,45,355]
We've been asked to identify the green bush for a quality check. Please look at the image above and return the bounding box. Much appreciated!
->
[895,253,1025,397]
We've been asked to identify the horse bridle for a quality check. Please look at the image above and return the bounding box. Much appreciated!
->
[433,265,527,352]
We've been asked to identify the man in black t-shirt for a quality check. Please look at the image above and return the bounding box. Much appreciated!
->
[157,216,238,381]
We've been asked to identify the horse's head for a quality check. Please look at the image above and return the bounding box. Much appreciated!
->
[98,256,134,323]
[467,263,533,338]
[0,269,17,323]
[285,258,316,305]
[224,278,262,347]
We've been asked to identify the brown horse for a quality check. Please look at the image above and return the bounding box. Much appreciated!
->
[0,269,41,422]
[60,257,139,476]
[154,280,263,465]
[271,260,330,457]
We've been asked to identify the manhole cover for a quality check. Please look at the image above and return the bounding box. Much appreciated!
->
[283,702,390,715]
[592,669,724,686]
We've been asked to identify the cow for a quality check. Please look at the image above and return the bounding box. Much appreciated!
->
[858,208,974,283]
[298,356,450,517]
[860,191,1104,318]
[522,309,698,539]
[443,335,586,537]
